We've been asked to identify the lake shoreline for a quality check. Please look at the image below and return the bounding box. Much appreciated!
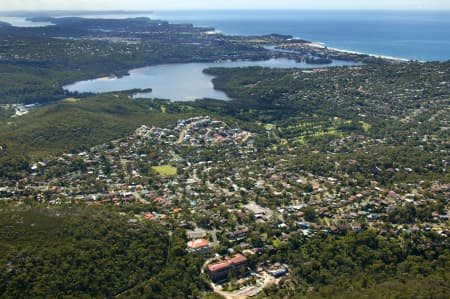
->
[63,58,360,102]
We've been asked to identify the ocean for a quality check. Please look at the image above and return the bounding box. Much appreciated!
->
[152,10,450,62]
[1,10,449,61]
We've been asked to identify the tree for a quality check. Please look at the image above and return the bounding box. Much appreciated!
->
[303,206,317,222]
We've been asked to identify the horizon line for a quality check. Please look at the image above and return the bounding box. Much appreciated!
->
[1,8,450,12]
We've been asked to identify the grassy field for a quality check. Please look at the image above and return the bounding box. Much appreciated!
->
[63,97,81,102]
[360,121,372,132]
[152,165,177,176]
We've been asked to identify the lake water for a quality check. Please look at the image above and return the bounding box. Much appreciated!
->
[0,16,54,27]
[64,58,358,102]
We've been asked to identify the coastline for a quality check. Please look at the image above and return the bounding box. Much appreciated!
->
[308,42,413,62]
[204,27,412,64]
[2,12,435,63]
[150,10,449,61]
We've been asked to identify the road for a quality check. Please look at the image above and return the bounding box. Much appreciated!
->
[212,272,279,299]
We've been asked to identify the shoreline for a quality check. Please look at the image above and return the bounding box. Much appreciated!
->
[308,42,413,62]
[205,28,414,64]
[2,13,436,63]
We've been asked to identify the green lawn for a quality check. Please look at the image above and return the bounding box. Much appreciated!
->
[152,165,177,176]
[360,121,372,132]
[63,97,80,102]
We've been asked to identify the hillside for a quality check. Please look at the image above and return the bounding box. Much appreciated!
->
[0,94,195,178]
[0,206,211,298]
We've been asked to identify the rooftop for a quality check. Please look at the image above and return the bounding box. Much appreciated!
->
[207,253,248,272]
[187,238,209,249]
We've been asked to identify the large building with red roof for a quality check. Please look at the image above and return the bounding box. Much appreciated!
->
[207,253,248,282]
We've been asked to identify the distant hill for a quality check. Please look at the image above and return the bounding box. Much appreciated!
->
[0,10,153,17]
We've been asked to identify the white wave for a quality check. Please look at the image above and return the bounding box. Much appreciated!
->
[309,41,412,62]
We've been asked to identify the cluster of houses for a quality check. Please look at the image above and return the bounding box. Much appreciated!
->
[276,41,407,64]
[1,116,448,234]
[0,115,448,292]
[135,116,255,147]
[0,103,37,118]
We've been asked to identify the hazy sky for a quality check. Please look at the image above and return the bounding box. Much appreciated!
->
[0,0,449,11]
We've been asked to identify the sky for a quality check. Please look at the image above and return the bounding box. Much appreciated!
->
[0,0,449,11]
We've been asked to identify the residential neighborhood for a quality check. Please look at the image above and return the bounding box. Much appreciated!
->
[0,115,448,296]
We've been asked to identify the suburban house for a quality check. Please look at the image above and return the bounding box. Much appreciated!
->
[225,227,249,241]
[187,238,211,254]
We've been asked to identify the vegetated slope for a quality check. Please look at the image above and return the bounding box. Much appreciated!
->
[256,230,449,299]
[0,206,210,298]
[0,94,193,178]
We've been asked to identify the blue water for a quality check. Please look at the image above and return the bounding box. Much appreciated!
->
[151,10,450,62]
[2,10,449,61]
[64,58,358,102]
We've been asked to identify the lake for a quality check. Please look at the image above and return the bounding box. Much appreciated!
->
[63,58,358,102]
[0,16,54,27]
